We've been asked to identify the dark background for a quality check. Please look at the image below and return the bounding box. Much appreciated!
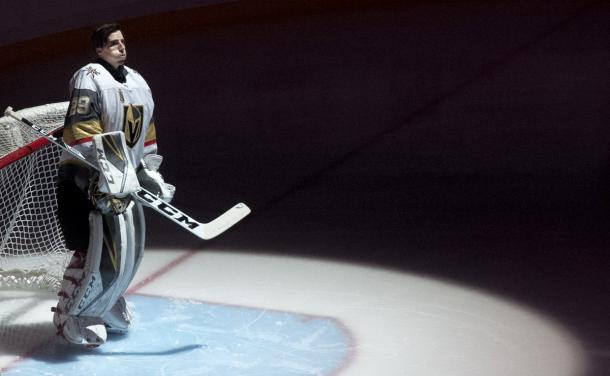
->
[1,1,608,374]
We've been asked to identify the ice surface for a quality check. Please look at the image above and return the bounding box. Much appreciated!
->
[3,294,351,376]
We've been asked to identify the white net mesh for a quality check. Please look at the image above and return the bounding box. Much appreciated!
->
[0,102,72,291]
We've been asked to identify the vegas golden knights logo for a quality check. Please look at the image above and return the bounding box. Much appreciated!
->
[123,105,144,147]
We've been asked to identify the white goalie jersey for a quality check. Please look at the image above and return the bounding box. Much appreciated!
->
[60,62,157,167]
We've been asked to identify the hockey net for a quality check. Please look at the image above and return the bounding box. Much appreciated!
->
[0,102,71,291]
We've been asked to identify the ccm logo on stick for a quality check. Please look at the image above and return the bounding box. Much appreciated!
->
[136,190,200,229]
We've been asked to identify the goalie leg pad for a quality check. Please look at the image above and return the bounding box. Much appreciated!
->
[95,201,145,334]
[80,201,144,317]
[53,203,146,343]
[100,201,145,334]
[56,212,105,317]
[53,212,105,346]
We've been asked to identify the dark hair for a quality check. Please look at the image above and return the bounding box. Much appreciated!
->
[91,23,121,51]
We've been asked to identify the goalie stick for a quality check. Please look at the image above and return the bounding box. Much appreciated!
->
[4,106,250,240]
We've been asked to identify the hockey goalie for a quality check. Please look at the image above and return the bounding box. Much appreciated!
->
[52,132,171,347]
[51,24,175,347]
[4,23,248,347]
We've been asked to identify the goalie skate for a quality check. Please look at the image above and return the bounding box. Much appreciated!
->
[53,313,107,348]
[102,296,133,334]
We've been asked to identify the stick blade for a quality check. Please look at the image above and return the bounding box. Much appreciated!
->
[194,203,251,240]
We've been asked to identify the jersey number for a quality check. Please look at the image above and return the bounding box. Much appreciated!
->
[68,96,91,117]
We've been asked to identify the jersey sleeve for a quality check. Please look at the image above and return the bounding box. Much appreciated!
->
[143,114,158,156]
[62,67,104,161]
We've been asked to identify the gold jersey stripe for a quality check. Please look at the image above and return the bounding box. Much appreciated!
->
[63,119,103,144]
[145,122,157,142]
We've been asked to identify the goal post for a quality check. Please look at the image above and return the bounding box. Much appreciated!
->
[0,102,71,291]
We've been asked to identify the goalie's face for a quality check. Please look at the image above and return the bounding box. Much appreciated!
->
[96,30,127,68]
